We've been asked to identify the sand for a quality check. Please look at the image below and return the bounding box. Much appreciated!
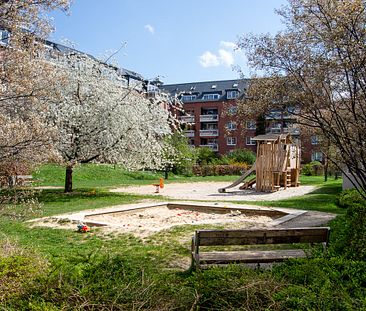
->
[85,205,277,236]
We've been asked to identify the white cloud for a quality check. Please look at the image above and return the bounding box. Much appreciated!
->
[218,49,234,67]
[144,24,155,34]
[199,40,243,68]
[199,51,220,68]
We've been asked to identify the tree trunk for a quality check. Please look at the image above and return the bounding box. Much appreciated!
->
[324,155,328,182]
[164,167,169,180]
[65,165,73,193]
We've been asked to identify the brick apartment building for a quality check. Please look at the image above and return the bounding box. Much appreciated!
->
[162,79,321,163]
[162,79,256,154]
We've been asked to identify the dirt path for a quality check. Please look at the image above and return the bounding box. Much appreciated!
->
[111,182,317,202]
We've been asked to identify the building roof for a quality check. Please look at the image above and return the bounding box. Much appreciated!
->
[43,39,146,82]
[161,79,250,101]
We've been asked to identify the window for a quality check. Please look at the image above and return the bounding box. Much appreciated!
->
[311,151,323,162]
[181,95,197,101]
[147,84,159,93]
[201,108,218,115]
[246,121,256,130]
[311,135,320,145]
[227,137,237,146]
[227,90,239,99]
[246,137,256,145]
[226,121,236,130]
[202,93,220,100]
[0,29,10,45]
[228,106,237,115]
[202,123,218,130]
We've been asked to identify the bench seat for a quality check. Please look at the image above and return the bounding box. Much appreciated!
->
[198,249,307,265]
[191,227,330,269]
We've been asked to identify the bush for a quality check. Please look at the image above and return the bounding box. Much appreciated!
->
[196,147,219,165]
[302,161,324,176]
[273,258,366,310]
[225,149,256,165]
[328,189,366,261]
[337,189,365,209]
[0,240,48,303]
[185,265,284,310]
[330,207,366,261]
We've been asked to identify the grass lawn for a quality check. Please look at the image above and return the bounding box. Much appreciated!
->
[1,164,363,310]
[31,164,344,216]
[233,179,344,214]
[33,163,240,188]
[35,189,163,217]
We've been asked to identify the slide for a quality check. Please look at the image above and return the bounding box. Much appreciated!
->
[239,176,256,190]
[218,162,256,193]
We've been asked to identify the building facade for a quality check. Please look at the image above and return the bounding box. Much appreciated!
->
[162,79,318,163]
[162,79,258,155]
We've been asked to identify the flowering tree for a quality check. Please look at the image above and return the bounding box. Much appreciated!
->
[237,0,366,196]
[0,0,69,184]
[48,53,178,192]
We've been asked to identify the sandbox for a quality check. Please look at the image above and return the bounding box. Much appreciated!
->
[35,202,306,237]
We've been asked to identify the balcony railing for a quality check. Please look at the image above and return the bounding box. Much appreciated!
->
[184,130,195,138]
[265,112,297,120]
[268,127,300,135]
[199,129,219,137]
[285,127,300,135]
[200,114,219,122]
[179,115,195,123]
[199,144,219,151]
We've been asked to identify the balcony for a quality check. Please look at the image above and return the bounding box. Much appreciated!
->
[179,115,195,123]
[265,112,297,120]
[199,129,219,137]
[184,130,195,138]
[199,144,219,151]
[268,127,300,135]
[200,114,219,122]
[285,127,300,135]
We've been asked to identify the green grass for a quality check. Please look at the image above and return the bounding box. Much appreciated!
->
[1,165,364,310]
[30,165,345,217]
[33,163,163,188]
[33,163,252,188]
[36,188,163,217]
[231,178,344,214]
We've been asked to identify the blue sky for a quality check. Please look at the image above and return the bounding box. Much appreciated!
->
[50,0,287,84]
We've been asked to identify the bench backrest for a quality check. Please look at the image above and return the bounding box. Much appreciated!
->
[194,227,330,247]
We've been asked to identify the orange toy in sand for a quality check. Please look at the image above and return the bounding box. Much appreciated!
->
[153,178,164,193]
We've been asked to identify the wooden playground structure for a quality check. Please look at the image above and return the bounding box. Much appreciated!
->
[219,133,300,193]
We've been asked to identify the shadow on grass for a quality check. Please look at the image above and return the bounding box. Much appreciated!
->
[36,188,164,217]
[233,182,344,214]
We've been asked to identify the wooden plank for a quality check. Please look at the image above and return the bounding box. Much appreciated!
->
[196,228,330,246]
[199,249,307,264]
[197,228,330,238]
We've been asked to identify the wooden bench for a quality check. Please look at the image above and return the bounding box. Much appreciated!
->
[191,227,330,269]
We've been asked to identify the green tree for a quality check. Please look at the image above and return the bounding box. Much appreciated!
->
[196,147,218,165]
[237,0,366,197]
[226,149,256,165]
[164,132,197,176]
